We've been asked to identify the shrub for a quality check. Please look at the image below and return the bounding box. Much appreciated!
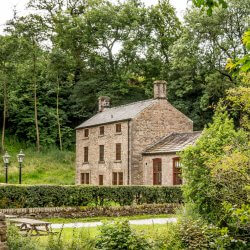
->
[0,185,182,208]
[181,109,249,225]
[180,107,250,249]
[95,220,151,250]
[7,225,38,250]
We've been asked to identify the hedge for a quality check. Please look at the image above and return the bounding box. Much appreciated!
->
[0,185,182,208]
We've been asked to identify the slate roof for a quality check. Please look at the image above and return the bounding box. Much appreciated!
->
[143,131,202,154]
[76,99,157,129]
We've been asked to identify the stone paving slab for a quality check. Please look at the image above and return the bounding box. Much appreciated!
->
[51,217,177,229]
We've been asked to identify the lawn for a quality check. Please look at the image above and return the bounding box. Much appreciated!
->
[9,215,176,249]
[35,222,172,248]
[44,213,176,223]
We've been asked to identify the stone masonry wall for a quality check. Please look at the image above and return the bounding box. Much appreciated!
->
[0,204,180,219]
[76,121,130,185]
[131,99,193,185]
[0,213,7,250]
[142,153,177,185]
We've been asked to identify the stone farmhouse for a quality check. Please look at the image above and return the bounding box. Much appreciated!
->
[75,80,201,186]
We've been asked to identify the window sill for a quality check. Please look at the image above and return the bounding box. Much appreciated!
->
[114,160,122,163]
[82,137,89,140]
[98,161,105,164]
[115,132,122,135]
[82,162,89,165]
[98,135,104,137]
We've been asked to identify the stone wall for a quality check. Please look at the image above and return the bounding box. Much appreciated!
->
[76,121,130,185]
[0,213,7,250]
[131,99,193,185]
[0,204,180,219]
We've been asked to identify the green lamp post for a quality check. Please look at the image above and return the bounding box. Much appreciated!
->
[17,150,25,184]
[2,151,10,184]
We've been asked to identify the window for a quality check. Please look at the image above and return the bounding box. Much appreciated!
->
[81,173,90,184]
[84,147,88,163]
[173,157,182,185]
[112,172,123,185]
[116,123,121,133]
[99,175,104,185]
[99,145,104,162]
[116,143,121,161]
[84,129,89,138]
[99,126,104,136]
[153,158,162,185]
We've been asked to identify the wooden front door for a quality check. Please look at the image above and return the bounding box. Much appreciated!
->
[153,158,162,185]
[173,157,182,185]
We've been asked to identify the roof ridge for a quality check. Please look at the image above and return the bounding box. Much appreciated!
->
[143,131,202,153]
[108,98,154,110]
[143,131,202,154]
[174,131,202,135]
[76,98,157,129]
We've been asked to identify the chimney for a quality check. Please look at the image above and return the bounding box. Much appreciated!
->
[98,96,110,112]
[153,80,167,99]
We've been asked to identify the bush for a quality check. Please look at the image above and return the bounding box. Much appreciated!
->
[181,109,249,224]
[7,226,38,250]
[0,185,182,208]
[180,108,250,249]
[95,220,151,250]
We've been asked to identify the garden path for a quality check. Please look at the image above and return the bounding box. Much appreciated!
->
[51,217,177,229]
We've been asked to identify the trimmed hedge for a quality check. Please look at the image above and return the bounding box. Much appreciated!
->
[0,185,182,208]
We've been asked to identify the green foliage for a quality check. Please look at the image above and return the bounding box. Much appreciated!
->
[0,0,248,147]
[176,216,242,249]
[180,90,250,248]
[7,225,38,250]
[226,30,250,84]
[7,225,95,250]
[192,0,227,15]
[169,0,249,129]
[0,185,182,208]
[95,220,151,250]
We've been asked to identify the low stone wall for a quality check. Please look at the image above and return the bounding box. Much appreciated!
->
[0,203,180,219]
[0,213,7,250]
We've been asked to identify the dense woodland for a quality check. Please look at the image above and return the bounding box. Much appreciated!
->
[0,0,249,151]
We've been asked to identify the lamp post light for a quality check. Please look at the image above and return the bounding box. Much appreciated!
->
[17,150,25,184]
[2,151,11,184]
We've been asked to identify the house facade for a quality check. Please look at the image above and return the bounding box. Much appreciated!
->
[76,80,199,186]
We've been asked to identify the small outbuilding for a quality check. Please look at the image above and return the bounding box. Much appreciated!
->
[142,131,202,186]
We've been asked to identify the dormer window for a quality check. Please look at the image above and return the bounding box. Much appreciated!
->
[99,126,104,136]
[116,123,121,133]
[84,129,89,138]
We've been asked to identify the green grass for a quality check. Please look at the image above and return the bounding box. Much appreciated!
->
[1,136,75,185]
[44,214,176,223]
[36,222,172,247]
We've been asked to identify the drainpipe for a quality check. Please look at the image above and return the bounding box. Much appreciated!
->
[127,120,130,185]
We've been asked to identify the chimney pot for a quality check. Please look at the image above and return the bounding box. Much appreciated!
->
[98,96,110,112]
[153,80,167,99]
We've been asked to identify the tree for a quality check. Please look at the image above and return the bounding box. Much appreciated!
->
[0,35,17,151]
[192,0,227,15]
[168,0,249,129]
[7,15,47,151]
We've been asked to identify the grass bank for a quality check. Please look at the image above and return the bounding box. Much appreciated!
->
[1,137,75,185]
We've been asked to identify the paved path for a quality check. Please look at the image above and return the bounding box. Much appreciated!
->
[51,217,177,229]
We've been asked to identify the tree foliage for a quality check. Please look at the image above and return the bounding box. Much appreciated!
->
[0,0,249,149]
